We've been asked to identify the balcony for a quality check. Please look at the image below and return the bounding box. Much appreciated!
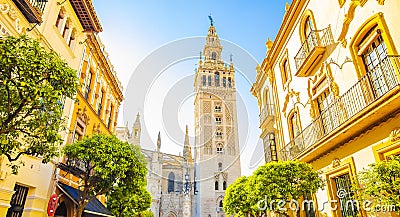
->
[294,26,334,77]
[12,0,47,23]
[259,104,275,131]
[280,56,400,161]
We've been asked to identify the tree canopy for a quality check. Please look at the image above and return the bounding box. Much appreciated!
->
[357,156,400,213]
[107,144,152,217]
[61,134,149,217]
[224,161,324,217]
[0,35,78,172]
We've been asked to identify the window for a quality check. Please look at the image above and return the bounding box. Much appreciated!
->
[62,20,70,41]
[55,9,65,33]
[288,111,302,156]
[218,162,222,171]
[107,105,113,129]
[302,15,317,54]
[202,75,207,86]
[216,131,223,139]
[316,89,336,134]
[97,91,103,116]
[212,52,217,60]
[304,16,314,37]
[223,181,227,190]
[223,77,226,87]
[215,116,222,125]
[334,173,358,217]
[83,72,92,100]
[168,172,175,193]
[219,200,223,208]
[264,133,277,163]
[215,181,219,190]
[7,184,29,217]
[215,104,222,112]
[361,31,391,98]
[216,143,223,154]
[73,120,85,143]
[68,29,76,50]
[215,72,220,87]
[205,143,213,155]
[289,111,301,139]
[208,75,212,86]
[281,59,290,85]
[228,77,232,88]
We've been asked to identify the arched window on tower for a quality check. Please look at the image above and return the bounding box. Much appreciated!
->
[215,181,219,190]
[168,172,175,193]
[223,77,227,87]
[212,52,217,60]
[228,77,232,88]
[215,72,220,87]
[202,75,207,86]
[216,143,223,154]
[218,162,222,171]
[223,181,227,190]
[208,75,212,86]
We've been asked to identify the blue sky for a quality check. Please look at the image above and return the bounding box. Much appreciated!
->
[92,1,291,175]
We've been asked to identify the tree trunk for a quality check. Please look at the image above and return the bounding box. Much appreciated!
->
[76,206,85,217]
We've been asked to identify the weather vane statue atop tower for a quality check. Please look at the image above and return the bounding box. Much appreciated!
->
[208,15,213,26]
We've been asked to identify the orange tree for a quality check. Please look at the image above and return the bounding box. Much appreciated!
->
[61,134,149,217]
[0,35,77,173]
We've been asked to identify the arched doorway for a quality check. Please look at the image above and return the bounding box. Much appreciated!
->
[167,212,176,217]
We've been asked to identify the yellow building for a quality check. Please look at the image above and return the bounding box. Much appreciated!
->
[0,0,122,216]
[252,1,400,217]
[55,29,124,216]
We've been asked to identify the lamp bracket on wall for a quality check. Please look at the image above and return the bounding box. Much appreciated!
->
[26,23,40,32]
[57,0,68,5]
[79,38,88,45]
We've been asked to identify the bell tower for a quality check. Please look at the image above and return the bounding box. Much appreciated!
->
[194,17,241,217]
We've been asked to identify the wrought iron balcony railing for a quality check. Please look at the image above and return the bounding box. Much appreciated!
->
[259,103,275,125]
[13,0,47,23]
[280,56,400,161]
[294,26,334,71]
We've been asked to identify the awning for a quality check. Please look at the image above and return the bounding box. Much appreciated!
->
[57,183,114,217]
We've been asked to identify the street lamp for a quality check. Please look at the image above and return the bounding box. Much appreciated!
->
[183,173,191,195]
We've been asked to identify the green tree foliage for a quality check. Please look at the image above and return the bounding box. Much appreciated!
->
[139,210,155,217]
[62,134,148,217]
[357,156,400,213]
[224,161,324,217]
[0,35,78,172]
[223,176,253,217]
[107,144,152,217]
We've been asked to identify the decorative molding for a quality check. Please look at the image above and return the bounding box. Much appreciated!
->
[77,107,90,125]
[377,0,384,5]
[337,0,368,47]
[0,4,23,34]
[222,172,228,181]
[389,128,400,142]
[332,158,341,168]
[338,0,346,7]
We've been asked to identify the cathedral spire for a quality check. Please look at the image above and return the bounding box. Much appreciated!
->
[183,125,192,161]
[157,131,161,152]
[132,112,141,146]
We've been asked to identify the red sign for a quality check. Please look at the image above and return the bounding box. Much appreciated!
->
[47,194,59,217]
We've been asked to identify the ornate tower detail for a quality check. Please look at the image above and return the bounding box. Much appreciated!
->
[132,112,141,146]
[157,131,161,152]
[194,18,241,217]
[183,125,193,161]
